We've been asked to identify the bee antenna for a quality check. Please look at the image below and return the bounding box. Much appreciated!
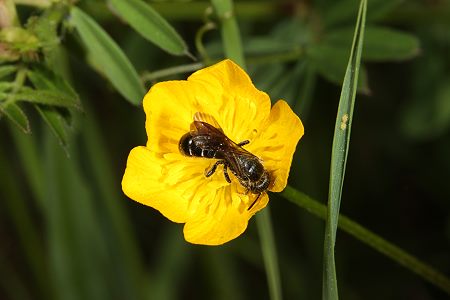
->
[247,193,261,211]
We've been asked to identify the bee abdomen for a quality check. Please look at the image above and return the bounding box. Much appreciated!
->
[179,133,218,158]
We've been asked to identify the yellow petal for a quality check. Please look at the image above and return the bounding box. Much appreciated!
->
[122,146,191,223]
[125,60,302,245]
[161,152,229,212]
[183,184,267,245]
[188,59,271,143]
[246,100,304,192]
[142,59,272,156]
[143,80,219,154]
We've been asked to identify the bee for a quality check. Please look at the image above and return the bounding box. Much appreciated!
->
[179,113,271,210]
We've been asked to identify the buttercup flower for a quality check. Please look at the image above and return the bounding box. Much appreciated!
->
[122,59,304,245]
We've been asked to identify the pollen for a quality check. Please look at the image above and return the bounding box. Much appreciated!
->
[340,113,349,130]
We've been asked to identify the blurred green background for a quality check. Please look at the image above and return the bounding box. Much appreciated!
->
[1,0,449,299]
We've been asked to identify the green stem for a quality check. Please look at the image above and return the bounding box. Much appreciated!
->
[195,21,217,64]
[281,185,450,295]
[141,47,305,83]
[141,62,205,83]
[3,66,26,106]
[211,0,245,68]
[256,209,283,300]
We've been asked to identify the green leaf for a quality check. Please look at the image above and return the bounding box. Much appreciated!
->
[323,0,367,299]
[323,26,420,61]
[27,67,77,147]
[108,0,190,57]
[35,105,69,148]
[308,44,369,93]
[0,82,15,91]
[13,87,81,109]
[71,7,145,105]
[0,102,30,133]
[28,68,79,100]
[0,65,17,79]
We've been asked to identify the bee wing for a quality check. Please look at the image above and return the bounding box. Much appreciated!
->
[223,150,246,176]
[190,121,226,140]
[192,112,224,132]
[190,112,226,139]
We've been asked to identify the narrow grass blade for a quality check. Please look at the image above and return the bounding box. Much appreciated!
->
[150,227,190,300]
[81,107,147,300]
[281,186,450,296]
[71,7,145,105]
[0,144,49,299]
[322,1,367,299]
[8,123,46,208]
[109,0,191,57]
[256,209,283,300]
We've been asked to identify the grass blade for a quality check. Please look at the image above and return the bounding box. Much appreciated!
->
[0,141,49,299]
[81,107,147,300]
[109,0,191,57]
[282,186,450,296]
[71,7,145,105]
[322,0,367,299]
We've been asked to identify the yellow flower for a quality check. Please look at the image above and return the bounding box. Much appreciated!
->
[122,59,304,245]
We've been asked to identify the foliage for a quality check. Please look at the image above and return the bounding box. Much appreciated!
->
[1,0,449,299]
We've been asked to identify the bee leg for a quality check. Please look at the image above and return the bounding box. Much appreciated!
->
[223,163,232,183]
[237,140,250,147]
[205,160,225,177]
[248,193,262,211]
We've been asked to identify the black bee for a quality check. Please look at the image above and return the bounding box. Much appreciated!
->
[179,113,271,210]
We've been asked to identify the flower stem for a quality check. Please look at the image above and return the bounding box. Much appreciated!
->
[282,185,450,295]
[256,209,283,300]
[141,62,205,83]
[210,0,245,68]
[140,46,305,83]
[195,21,216,64]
